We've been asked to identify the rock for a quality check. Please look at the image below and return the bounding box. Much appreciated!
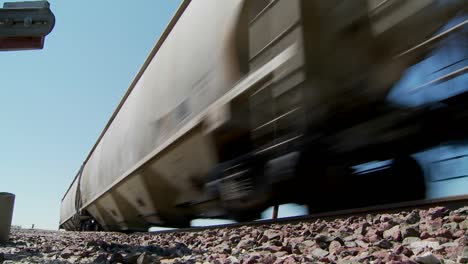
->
[268,240,283,247]
[226,256,240,264]
[314,234,334,243]
[444,221,460,231]
[237,238,255,249]
[414,252,440,264]
[383,225,402,242]
[443,260,456,264]
[264,230,282,241]
[311,248,329,258]
[452,230,465,238]
[401,225,420,239]
[273,251,288,258]
[394,245,414,257]
[286,236,304,248]
[68,256,80,264]
[379,222,394,232]
[448,214,465,223]
[372,250,388,260]
[434,228,452,239]
[279,256,296,264]
[460,219,468,230]
[329,240,342,255]
[137,252,151,264]
[214,242,232,254]
[354,223,370,236]
[109,252,125,263]
[458,247,468,263]
[172,242,192,257]
[280,245,292,254]
[125,253,141,264]
[243,254,260,264]
[86,240,100,247]
[261,254,276,264]
[60,247,74,259]
[367,234,380,243]
[314,234,335,249]
[420,232,432,239]
[427,207,449,220]
[301,229,312,236]
[426,219,444,233]
[409,241,441,252]
[94,253,108,263]
[405,211,421,224]
[344,241,356,248]
[295,240,315,253]
[440,241,458,248]
[355,240,369,249]
[229,234,241,244]
[375,239,393,249]
[262,245,282,253]
[380,214,394,223]
[314,223,328,233]
[453,206,468,215]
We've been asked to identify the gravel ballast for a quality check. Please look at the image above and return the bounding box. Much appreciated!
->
[0,206,467,263]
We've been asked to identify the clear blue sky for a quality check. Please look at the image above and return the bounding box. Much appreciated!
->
[0,0,182,230]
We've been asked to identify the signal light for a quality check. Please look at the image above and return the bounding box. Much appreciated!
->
[0,1,55,51]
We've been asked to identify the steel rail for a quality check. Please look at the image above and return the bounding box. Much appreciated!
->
[145,195,468,235]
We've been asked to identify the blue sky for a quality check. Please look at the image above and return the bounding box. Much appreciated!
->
[0,0,182,230]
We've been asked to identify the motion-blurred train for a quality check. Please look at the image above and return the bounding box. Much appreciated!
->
[60,0,467,231]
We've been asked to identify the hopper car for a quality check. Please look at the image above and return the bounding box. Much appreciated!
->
[60,0,468,231]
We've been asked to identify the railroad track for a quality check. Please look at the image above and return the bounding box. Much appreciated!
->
[150,194,468,234]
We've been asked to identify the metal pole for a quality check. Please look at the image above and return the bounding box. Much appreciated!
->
[0,192,15,243]
[272,205,279,219]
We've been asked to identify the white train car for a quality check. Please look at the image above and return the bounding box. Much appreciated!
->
[60,0,251,231]
[60,0,467,231]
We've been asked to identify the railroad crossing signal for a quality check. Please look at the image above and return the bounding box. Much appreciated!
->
[0,1,55,51]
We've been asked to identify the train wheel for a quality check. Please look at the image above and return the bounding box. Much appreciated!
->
[305,164,353,213]
[217,163,271,219]
[228,209,262,222]
[159,216,192,228]
[389,156,426,201]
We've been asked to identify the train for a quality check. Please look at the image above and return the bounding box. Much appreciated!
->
[60,0,467,231]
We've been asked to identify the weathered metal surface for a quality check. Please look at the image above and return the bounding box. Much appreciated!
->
[0,193,15,243]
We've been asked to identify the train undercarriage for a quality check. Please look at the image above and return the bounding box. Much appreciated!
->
[198,90,468,223]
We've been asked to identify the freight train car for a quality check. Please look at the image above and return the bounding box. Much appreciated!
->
[60,0,467,231]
